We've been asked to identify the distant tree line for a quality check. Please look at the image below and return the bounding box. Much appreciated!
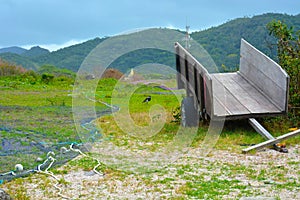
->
[0,59,27,76]
[0,61,75,85]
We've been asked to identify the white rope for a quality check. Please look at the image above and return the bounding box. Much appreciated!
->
[1,93,107,197]
[0,171,16,176]
[34,143,104,199]
[85,94,119,111]
[69,143,104,176]
[35,151,71,200]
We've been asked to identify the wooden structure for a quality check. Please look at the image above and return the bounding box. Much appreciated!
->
[175,38,295,152]
[175,39,289,120]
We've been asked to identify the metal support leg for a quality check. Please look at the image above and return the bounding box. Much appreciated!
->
[248,118,288,153]
[248,118,274,140]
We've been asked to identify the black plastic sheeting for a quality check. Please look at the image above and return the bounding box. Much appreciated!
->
[0,105,117,183]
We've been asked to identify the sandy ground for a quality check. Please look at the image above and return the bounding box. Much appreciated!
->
[1,145,299,200]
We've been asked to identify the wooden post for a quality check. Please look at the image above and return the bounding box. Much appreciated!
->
[242,129,300,153]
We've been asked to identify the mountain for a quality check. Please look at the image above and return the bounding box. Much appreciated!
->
[0,13,299,72]
[22,46,50,57]
[31,37,106,71]
[0,37,105,71]
[104,13,300,72]
[0,46,27,55]
[0,53,39,70]
[191,13,300,70]
[0,46,49,69]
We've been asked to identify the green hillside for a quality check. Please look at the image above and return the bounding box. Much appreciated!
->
[32,37,107,71]
[0,13,299,72]
[0,53,39,70]
[109,48,174,72]
[0,46,27,54]
[110,13,300,72]
[22,46,50,57]
[191,13,300,71]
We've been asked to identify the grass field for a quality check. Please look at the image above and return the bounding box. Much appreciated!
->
[0,76,299,199]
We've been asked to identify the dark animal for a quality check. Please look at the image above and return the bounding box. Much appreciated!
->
[142,96,151,103]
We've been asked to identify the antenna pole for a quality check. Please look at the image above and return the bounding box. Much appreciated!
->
[185,22,190,50]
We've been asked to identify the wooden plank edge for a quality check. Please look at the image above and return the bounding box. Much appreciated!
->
[242,129,300,154]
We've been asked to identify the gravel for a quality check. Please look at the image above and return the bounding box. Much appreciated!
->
[2,145,299,200]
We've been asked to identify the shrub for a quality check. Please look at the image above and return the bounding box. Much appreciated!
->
[0,59,27,76]
[267,20,300,126]
[41,73,54,84]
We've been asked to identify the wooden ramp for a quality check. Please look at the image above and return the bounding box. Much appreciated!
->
[175,39,289,120]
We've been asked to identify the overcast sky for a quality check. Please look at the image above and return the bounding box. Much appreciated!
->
[1,0,299,51]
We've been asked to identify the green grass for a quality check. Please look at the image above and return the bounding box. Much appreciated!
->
[1,75,299,199]
[179,178,246,199]
[0,76,79,173]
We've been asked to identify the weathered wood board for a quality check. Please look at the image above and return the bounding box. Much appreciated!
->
[175,42,213,118]
[211,72,283,119]
[240,39,289,112]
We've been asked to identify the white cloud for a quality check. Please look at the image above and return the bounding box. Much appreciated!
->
[166,24,177,30]
[21,39,87,52]
[165,24,198,33]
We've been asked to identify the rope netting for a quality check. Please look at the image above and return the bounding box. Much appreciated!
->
[0,102,114,183]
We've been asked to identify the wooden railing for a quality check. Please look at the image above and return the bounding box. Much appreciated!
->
[175,42,213,118]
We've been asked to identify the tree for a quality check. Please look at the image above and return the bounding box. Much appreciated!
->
[38,64,75,77]
[267,20,300,110]
[0,59,27,76]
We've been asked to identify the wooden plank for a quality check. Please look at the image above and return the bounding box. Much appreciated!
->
[248,118,275,140]
[240,58,288,111]
[239,39,289,112]
[242,129,300,153]
[240,39,289,90]
[231,73,281,113]
[214,93,250,116]
[204,74,213,117]
[199,73,205,116]
[193,65,200,104]
[175,46,184,89]
[212,73,281,114]
[186,61,196,96]
[213,73,263,113]
[176,43,189,91]
[175,42,214,117]
[180,56,187,84]
[212,74,251,116]
[213,97,230,117]
[175,42,211,77]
